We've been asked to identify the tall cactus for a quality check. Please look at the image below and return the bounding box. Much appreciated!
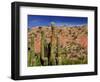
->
[30,33,35,66]
[56,34,62,65]
[49,22,57,65]
[28,41,32,66]
[40,30,48,65]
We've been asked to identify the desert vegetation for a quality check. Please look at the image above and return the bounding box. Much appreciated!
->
[28,22,88,66]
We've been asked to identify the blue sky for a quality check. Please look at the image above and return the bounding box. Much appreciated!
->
[28,15,87,28]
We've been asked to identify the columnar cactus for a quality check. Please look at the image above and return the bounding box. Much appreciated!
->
[40,30,48,65]
[30,33,35,66]
[49,22,57,65]
[56,34,62,65]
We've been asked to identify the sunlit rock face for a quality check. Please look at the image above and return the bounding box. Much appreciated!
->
[28,25,87,53]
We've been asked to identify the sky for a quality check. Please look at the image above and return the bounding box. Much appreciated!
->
[28,15,87,28]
